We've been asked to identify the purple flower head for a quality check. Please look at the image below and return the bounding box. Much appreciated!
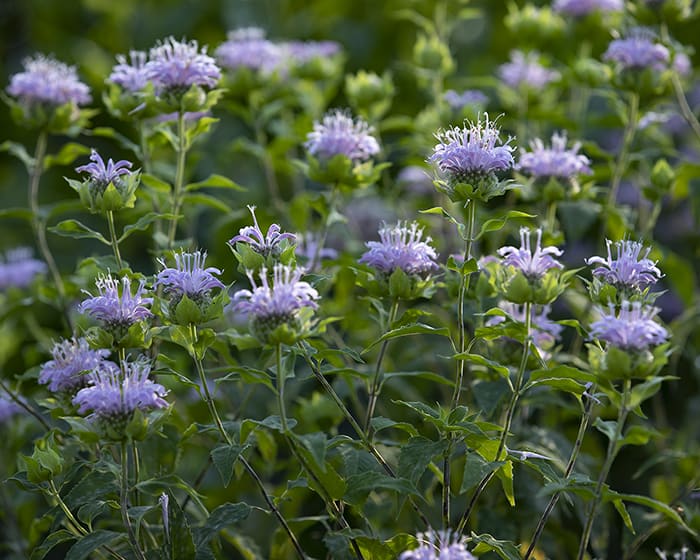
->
[400,529,477,560]
[603,29,670,72]
[7,54,91,106]
[283,40,342,64]
[398,165,434,195]
[233,265,318,331]
[155,250,224,301]
[75,149,133,188]
[229,206,296,257]
[429,114,515,183]
[39,337,112,393]
[215,27,285,73]
[586,239,662,291]
[489,302,564,350]
[146,37,221,92]
[590,300,668,351]
[73,359,168,426]
[0,248,47,290]
[107,50,149,92]
[79,275,153,328]
[443,89,488,111]
[517,131,592,180]
[672,52,692,76]
[552,0,623,16]
[0,394,22,423]
[360,221,439,277]
[498,50,560,90]
[294,232,338,268]
[305,109,380,162]
[498,227,564,279]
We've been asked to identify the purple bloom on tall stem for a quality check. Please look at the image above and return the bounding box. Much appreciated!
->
[215,28,284,73]
[73,359,168,425]
[429,114,515,183]
[145,37,221,92]
[155,250,224,301]
[75,149,133,188]
[305,109,380,162]
[360,221,439,276]
[400,529,477,560]
[498,50,560,90]
[603,29,670,71]
[283,40,341,63]
[229,206,296,257]
[590,301,668,351]
[233,265,319,321]
[107,51,149,92]
[79,275,153,328]
[498,227,563,279]
[7,54,91,106]
[0,248,47,290]
[586,239,662,291]
[295,232,338,265]
[490,302,564,349]
[517,131,592,180]
[552,0,623,16]
[39,337,112,393]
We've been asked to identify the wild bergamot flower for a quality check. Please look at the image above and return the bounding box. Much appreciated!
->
[229,206,296,257]
[360,221,439,277]
[400,529,477,560]
[233,265,319,344]
[552,0,623,16]
[39,337,112,393]
[498,227,563,279]
[145,37,221,93]
[215,27,284,74]
[0,394,22,423]
[79,275,153,331]
[586,239,662,292]
[305,109,380,163]
[7,54,91,107]
[590,300,668,351]
[517,131,592,180]
[443,89,488,112]
[107,50,150,93]
[603,28,670,72]
[498,50,560,90]
[429,114,515,202]
[0,248,47,290]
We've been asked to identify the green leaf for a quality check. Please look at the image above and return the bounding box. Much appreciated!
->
[398,436,449,484]
[0,207,34,222]
[452,352,510,379]
[30,530,75,560]
[185,173,245,192]
[182,192,234,213]
[475,210,535,240]
[344,472,421,506]
[211,444,244,487]
[168,493,196,559]
[370,416,418,437]
[461,453,504,494]
[65,530,123,560]
[363,323,450,353]
[118,212,177,243]
[49,219,109,244]
[528,365,597,385]
[194,502,252,551]
[141,173,172,192]
[44,142,91,169]
[0,140,34,169]
[296,432,328,472]
[524,377,587,396]
[613,498,635,533]
[607,491,696,535]
[470,533,522,560]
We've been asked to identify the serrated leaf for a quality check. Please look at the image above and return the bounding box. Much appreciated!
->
[64,530,122,560]
[44,142,91,169]
[182,192,233,213]
[461,453,505,494]
[185,173,245,192]
[30,530,75,560]
[211,444,244,487]
[49,219,109,244]
[452,352,510,378]
[475,210,535,240]
[344,472,421,506]
[528,365,596,385]
[118,211,177,242]
[470,532,522,560]
[398,436,449,484]
[195,502,252,550]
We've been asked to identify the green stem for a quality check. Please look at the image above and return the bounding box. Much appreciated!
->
[312,183,339,271]
[120,442,147,560]
[167,110,188,248]
[364,299,400,437]
[444,200,477,529]
[28,131,69,318]
[545,202,558,234]
[457,301,532,535]
[190,328,306,560]
[106,211,123,270]
[523,389,596,560]
[606,92,639,209]
[254,119,285,215]
[576,379,632,560]
[299,344,432,528]
[276,344,365,560]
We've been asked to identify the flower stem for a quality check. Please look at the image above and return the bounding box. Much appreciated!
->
[444,199,477,529]
[254,119,285,215]
[0,377,50,430]
[28,131,69,322]
[457,301,532,535]
[312,183,339,271]
[120,442,147,560]
[364,298,400,438]
[606,92,638,209]
[299,344,432,528]
[106,210,123,270]
[576,379,632,560]
[523,389,596,560]
[167,109,188,248]
[276,344,365,560]
[189,328,306,559]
